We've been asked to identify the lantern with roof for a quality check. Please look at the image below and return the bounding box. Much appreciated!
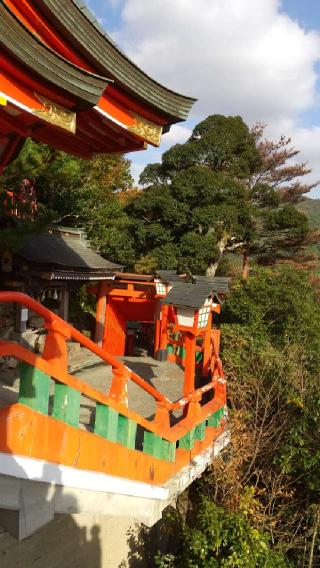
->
[162,282,220,333]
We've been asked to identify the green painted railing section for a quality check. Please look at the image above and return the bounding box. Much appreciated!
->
[167,344,203,365]
[18,363,225,464]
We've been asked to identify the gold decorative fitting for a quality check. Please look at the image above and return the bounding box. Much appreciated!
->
[128,113,162,147]
[33,93,76,134]
[0,95,7,106]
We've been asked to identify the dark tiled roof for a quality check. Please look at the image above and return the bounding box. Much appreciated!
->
[192,276,231,294]
[0,2,109,110]
[162,282,219,310]
[157,271,230,294]
[37,0,196,122]
[156,270,184,284]
[17,232,122,272]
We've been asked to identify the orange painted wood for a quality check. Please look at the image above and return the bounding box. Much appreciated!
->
[103,301,126,356]
[0,293,225,443]
[203,313,213,376]
[184,333,196,396]
[0,403,225,485]
[94,281,108,346]
[3,0,168,132]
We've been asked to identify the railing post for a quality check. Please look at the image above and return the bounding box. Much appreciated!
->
[154,401,171,433]
[109,366,130,406]
[186,390,202,423]
[42,320,71,375]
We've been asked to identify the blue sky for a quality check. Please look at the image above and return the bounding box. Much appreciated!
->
[89,0,320,196]
[281,0,320,30]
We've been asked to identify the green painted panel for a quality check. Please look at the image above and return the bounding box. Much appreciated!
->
[195,420,206,441]
[94,404,118,442]
[207,407,225,428]
[53,383,80,428]
[143,431,163,459]
[179,427,196,450]
[161,439,176,462]
[19,362,50,415]
[167,344,174,355]
[117,415,137,449]
[179,347,186,360]
[195,351,203,364]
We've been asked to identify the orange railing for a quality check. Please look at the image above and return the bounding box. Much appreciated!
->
[0,292,225,443]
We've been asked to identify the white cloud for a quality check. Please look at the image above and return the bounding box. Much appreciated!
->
[130,161,146,185]
[113,0,320,125]
[161,124,192,146]
[109,0,320,193]
[288,126,320,197]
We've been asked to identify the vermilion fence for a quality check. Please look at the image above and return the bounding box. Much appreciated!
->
[0,292,226,483]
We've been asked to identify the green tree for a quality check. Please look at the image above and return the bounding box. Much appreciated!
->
[128,115,259,274]
[216,266,320,566]
[2,140,136,266]
[128,115,311,276]
[155,498,291,568]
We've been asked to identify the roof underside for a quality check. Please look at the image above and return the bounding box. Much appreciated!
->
[37,0,196,121]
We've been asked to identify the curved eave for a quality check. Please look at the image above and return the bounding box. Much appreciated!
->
[36,0,196,122]
[0,1,110,110]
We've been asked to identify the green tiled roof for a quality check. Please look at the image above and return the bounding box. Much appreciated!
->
[38,0,196,122]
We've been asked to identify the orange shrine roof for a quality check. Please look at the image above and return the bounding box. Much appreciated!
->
[0,0,196,170]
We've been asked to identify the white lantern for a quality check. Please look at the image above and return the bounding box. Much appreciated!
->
[176,306,196,328]
[155,278,167,296]
[197,297,213,328]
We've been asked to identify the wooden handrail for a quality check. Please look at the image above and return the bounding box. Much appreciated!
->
[0,292,169,406]
[0,292,222,441]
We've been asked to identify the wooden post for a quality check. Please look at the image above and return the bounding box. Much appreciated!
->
[157,304,169,361]
[109,366,130,406]
[42,322,70,375]
[184,332,196,396]
[202,313,212,377]
[154,317,161,358]
[59,287,69,322]
[94,281,108,346]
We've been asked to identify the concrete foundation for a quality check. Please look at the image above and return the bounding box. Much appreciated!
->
[0,513,139,568]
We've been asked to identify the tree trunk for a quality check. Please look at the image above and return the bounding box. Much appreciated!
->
[242,248,250,279]
[206,235,228,277]
[206,262,219,277]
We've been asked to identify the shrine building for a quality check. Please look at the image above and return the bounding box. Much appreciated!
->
[0,0,230,554]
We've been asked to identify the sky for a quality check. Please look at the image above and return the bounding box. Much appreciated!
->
[88,0,320,197]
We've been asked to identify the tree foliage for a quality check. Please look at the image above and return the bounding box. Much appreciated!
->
[128,115,311,275]
[128,115,259,274]
[215,266,320,566]
[2,140,136,266]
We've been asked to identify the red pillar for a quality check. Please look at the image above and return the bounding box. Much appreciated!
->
[157,304,169,361]
[94,281,108,346]
[154,300,162,358]
[203,312,212,377]
[184,332,196,396]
